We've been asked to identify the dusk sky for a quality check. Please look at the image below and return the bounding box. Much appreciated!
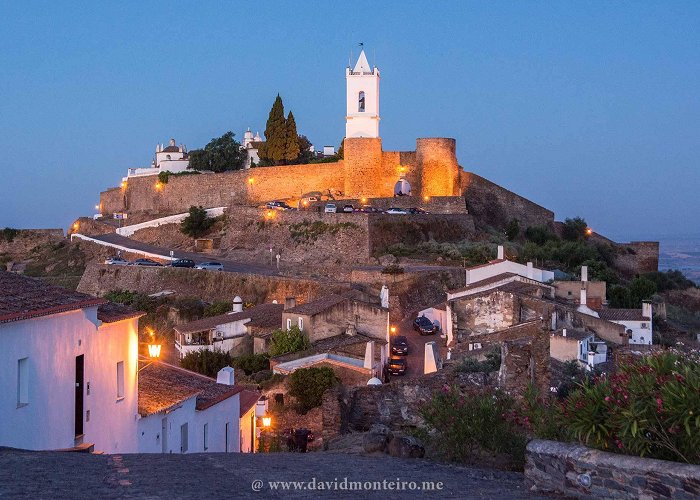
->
[1,1,698,241]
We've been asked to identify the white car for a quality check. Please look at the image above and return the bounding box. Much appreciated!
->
[324,203,337,213]
[194,262,224,271]
[386,208,408,215]
[104,257,129,265]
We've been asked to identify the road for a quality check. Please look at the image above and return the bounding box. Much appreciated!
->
[93,233,281,276]
[390,313,447,379]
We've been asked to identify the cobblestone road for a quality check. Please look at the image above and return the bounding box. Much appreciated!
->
[0,449,541,499]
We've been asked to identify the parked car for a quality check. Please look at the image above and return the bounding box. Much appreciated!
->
[342,204,355,213]
[356,205,382,213]
[407,207,429,214]
[266,200,293,210]
[194,261,224,271]
[413,315,437,335]
[131,258,162,267]
[388,356,407,376]
[391,335,409,356]
[171,258,195,268]
[104,257,129,266]
[324,203,337,213]
[385,207,408,215]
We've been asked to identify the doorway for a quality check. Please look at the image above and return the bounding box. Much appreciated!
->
[161,417,168,453]
[75,355,84,437]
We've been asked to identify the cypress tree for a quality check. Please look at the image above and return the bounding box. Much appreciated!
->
[261,94,287,164]
[284,111,300,163]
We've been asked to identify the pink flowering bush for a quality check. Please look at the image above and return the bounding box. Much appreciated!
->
[561,352,700,464]
[419,385,527,466]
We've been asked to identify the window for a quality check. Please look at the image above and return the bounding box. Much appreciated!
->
[17,357,28,406]
[203,423,208,451]
[180,423,188,453]
[641,323,648,329]
[286,318,292,330]
[358,91,365,112]
[116,361,125,399]
[298,317,304,330]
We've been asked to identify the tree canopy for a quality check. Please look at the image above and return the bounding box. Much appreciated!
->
[259,94,287,165]
[188,131,246,172]
[180,205,214,238]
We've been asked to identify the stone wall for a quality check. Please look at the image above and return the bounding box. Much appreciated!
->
[461,172,555,230]
[76,263,345,306]
[0,229,65,256]
[525,439,700,499]
[343,138,386,198]
[417,138,460,197]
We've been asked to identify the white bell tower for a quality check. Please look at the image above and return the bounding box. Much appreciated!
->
[345,49,380,138]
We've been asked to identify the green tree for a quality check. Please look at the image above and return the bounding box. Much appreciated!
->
[203,300,232,317]
[188,131,246,172]
[284,111,300,162]
[336,139,344,159]
[259,94,287,165]
[505,219,520,241]
[295,135,314,164]
[287,367,338,413]
[181,349,233,378]
[562,217,589,241]
[609,284,633,308]
[268,326,311,357]
[232,353,270,375]
[524,225,557,245]
[629,276,657,306]
[180,205,214,238]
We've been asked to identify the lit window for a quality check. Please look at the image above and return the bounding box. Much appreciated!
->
[17,357,28,406]
[358,91,365,112]
[286,318,292,330]
[298,317,304,330]
[116,361,125,399]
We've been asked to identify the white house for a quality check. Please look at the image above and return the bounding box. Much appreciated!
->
[465,245,555,285]
[550,328,608,368]
[0,271,141,453]
[126,138,190,178]
[138,364,259,453]
[242,128,263,168]
[598,301,653,345]
[174,301,283,358]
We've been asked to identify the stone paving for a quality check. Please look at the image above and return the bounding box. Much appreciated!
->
[0,449,542,499]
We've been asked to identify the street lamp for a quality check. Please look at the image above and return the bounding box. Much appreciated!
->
[390,325,397,335]
[262,416,272,428]
[147,344,162,358]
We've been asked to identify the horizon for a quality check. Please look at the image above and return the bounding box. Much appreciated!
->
[1,1,699,242]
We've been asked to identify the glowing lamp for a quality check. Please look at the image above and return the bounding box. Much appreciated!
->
[390,326,397,334]
[302,200,308,207]
[72,222,79,230]
[361,197,367,203]
[121,181,127,189]
[248,177,254,185]
[585,228,593,236]
[262,416,272,428]
[155,182,163,191]
[147,344,162,359]
[423,195,430,202]
[95,204,100,211]
[265,210,275,219]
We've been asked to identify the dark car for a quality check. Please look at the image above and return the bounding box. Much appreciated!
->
[171,258,195,268]
[407,207,429,214]
[388,357,407,376]
[413,315,437,335]
[266,200,293,210]
[131,258,162,267]
[391,335,409,356]
[356,205,382,213]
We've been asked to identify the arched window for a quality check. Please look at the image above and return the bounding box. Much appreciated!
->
[166,154,171,161]
[358,91,365,112]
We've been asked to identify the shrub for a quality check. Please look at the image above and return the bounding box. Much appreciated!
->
[203,300,232,317]
[645,270,697,292]
[158,171,170,184]
[505,219,520,241]
[232,353,270,375]
[455,348,501,373]
[180,205,214,238]
[287,367,338,413]
[560,352,700,464]
[1,228,20,243]
[419,386,527,466]
[268,326,311,357]
[180,349,234,378]
[562,217,589,241]
[609,276,658,308]
[524,225,557,245]
[381,264,405,275]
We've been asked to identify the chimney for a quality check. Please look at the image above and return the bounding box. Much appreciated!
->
[497,245,504,260]
[562,328,567,337]
[231,296,243,313]
[284,297,297,311]
[216,366,235,386]
[581,265,588,282]
[580,287,587,307]
[526,262,534,279]
[642,301,652,319]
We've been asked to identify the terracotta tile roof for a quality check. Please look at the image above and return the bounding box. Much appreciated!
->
[285,294,347,316]
[598,309,648,322]
[467,259,506,270]
[97,302,144,323]
[174,303,283,335]
[0,271,106,324]
[239,390,260,418]
[449,273,518,294]
[138,361,242,416]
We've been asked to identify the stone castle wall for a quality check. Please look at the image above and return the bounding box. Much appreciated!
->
[461,172,555,230]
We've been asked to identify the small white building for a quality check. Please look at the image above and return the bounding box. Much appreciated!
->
[138,364,259,453]
[174,301,283,358]
[465,245,555,285]
[126,138,190,178]
[0,272,141,452]
[550,328,608,368]
[598,301,653,345]
[243,128,264,168]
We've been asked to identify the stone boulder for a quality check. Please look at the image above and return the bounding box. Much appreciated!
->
[387,435,425,459]
[378,254,397,266]
[362,424,394,454]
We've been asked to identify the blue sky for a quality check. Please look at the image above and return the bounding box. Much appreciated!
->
[1,1,698,241]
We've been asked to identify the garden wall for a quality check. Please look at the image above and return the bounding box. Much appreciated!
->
[525,439,700,499]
